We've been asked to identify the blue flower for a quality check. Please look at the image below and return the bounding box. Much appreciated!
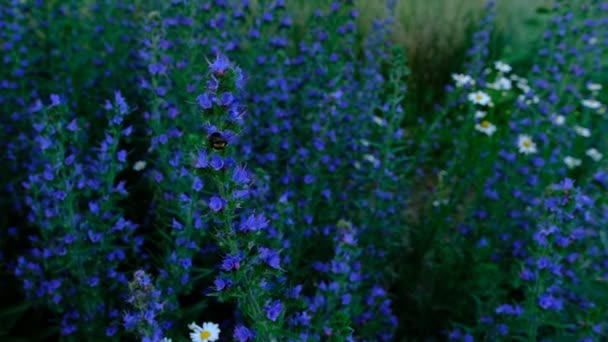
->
[221,254,241,271]
[114,91,128,115]
[209,154,224,170]
[208,54,231,75]
[233,325,255,342]
[209,196,226,212]
[258,247,281,269]
[196,93,213,109]
[50,94,62,106]
[214,278,232,291]
[194,149,210,169]
[192,177,204,192]
[264,300,284,321]
[215,92,234,106]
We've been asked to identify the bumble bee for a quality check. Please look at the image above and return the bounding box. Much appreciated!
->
[208,132,227,150]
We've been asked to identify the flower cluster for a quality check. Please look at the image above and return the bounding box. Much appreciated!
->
[3,0,608,341]
[484,180,605,340]
[189,55,284,340]
[123,270,168,341]
[14,92,139,337]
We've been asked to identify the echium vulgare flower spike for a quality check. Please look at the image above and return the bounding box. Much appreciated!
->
[15,94,139,338]
[464,0,496,81]
[190,55,282,340]
[138,7,221,322]
[123,270,167,341]
[314,219,360,340]
[490,179,604,340]
[358,47,409,240]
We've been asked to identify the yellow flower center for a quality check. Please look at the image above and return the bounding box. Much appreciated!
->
[481,120,490,128]
[476,94,483,100]
[523,140,532,148]
[200,331,212,339]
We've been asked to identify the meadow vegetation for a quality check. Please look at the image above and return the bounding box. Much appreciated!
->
[1,0,606,341]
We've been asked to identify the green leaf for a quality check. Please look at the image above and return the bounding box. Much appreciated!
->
[535,7,551,14]
[0,301,31,318]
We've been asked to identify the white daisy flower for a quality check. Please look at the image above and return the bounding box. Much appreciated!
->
[474,110,487,119]
[563,156,582,169]
[499,77,513,90]
[133,160,147,171]
[189,322,220,342]
[587,83,602,92]
[468,91,492,106]
[360,139,371,147]
[518,84,531,93]
[363,154,380,167]
[517,134,537,155]
[452,73,475,87]
[495,61,512,73]
[432,199,449,207]
[492,77,512,91]
[517,94,526,103]
[586,148,603,161]
[582,99,602,109]
[574,126,591,138]
[550,114,565,126]
[589,37,597,45]
[372,116,387,127]
[475,120,497,136]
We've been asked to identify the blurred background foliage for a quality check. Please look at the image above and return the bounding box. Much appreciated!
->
[1,0,591,341]
[287,0,553,109]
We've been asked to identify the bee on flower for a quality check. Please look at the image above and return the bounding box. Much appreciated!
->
[452,73,475,87]
[475,120,497,136]
[494,61,512,73]
[563,156,582,169]
[189,322,220,342]
[208,132,228,150]
[582,99,602,109]
[468,91,492,106]
[586,148,603,161]
[517,134,537,155]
